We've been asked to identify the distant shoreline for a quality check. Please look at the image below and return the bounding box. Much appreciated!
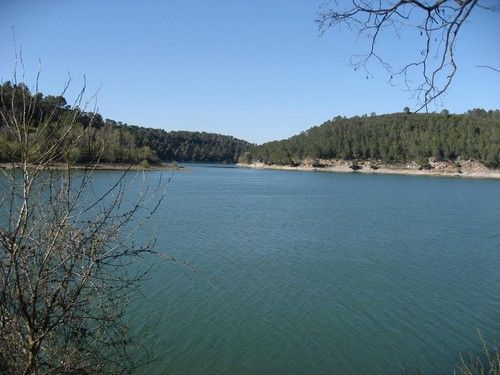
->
[0,162,184,171]
[238,159,500,179]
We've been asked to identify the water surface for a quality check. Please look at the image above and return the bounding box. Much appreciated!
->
[128,165,499,374]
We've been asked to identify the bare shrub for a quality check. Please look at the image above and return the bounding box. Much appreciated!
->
[0,57,168,374]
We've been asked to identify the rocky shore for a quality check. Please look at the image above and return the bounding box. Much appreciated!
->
[238,159,500,179]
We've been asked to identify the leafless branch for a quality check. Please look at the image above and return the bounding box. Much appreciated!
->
[317,0,493,112]
[476,64,500,73]
[0,53,168,373]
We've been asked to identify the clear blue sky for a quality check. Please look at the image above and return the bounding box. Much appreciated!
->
[1,0,499,144]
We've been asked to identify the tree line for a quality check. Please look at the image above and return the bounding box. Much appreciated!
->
[0,82,252,166]
[116,124,251,163]
[2,82,498,169]
[240,110,500,168]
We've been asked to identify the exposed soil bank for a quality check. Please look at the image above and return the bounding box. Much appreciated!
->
[238,159,500,179]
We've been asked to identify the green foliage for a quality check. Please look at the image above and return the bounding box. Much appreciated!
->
[238,151,253,164]
[350,160,361,170]
[247,111,500,168]
[311,159,325,168]
[3,82,497,168]
[120,125,251,163]
[0,82,252,165]
[139,159,150,169]
[418,157,432,170]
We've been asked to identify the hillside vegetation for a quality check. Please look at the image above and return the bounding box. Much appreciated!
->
[241,111,500,169]
[0,82,251,166]
[120,125,250,163]
[3,82,499,170]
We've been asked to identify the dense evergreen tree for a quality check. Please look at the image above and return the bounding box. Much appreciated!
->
[0,82,251,165]
[244,112,500,168]
[119,125,250,163]
[2,82,498,169]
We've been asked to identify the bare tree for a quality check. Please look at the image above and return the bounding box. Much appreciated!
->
[0,57,168,373]
[317,0,499,112]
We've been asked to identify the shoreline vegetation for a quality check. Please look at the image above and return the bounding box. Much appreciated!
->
[238,110,500,180]
[2,83,499,179]
[0,82,252,168]
[238,159,500,179]
[0,162,184,171]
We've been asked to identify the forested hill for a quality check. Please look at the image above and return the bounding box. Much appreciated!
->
[2,82,499,169]
[116,124,250,163]
[241,111,500,168]
[0,82,252,165]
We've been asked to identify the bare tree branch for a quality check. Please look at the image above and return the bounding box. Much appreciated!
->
[0,51,168,373]
[316,0,495,112]
[476,64,500,73]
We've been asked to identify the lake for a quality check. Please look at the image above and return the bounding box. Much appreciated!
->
[124,164,500,374]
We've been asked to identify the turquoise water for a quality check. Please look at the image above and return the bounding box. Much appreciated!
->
[125,165,499,374]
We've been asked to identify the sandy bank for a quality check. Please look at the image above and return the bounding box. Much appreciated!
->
[238,159,500,179]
